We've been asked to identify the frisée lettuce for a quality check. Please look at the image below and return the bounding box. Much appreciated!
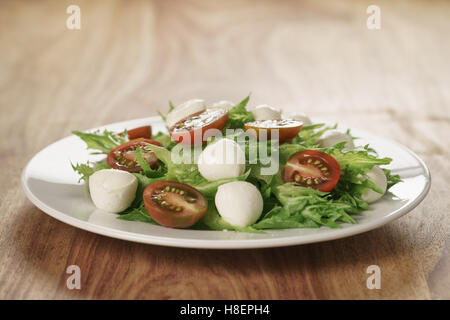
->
[71,96,401,233]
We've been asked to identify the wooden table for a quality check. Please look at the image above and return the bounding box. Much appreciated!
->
[1,0,448,300]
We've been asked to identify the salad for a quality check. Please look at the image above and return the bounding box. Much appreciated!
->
[72,96,401,233]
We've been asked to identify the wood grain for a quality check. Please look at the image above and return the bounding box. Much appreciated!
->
[0,0,449,299]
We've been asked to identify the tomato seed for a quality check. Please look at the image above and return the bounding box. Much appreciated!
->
[185,196,196,203]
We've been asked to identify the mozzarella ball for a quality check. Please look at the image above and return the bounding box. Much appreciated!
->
[250,104,281,120]
[166,99,205,128]
[215,181,263,227]
[198,138,246,181]
[361,166,388,204]
[211,100,234,111]
[284,112,312,126]
[319,130,355,151]
[89,169,138,213]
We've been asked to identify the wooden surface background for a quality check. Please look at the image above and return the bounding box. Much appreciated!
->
[0,0,449,299]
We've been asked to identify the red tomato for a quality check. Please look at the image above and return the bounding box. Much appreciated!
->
[119,125,152,140]
[143,181,208,228]
[244,119,303,143]
[106,138,161,173]
[282,150,341,192]
[169,109,229,146]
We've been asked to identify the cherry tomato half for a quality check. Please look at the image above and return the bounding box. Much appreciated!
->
[106,138,161,173]
[169,109,229,146]
[244,119,303,144]
[143,181,208,228]
[119,125,152,140]
[282,150,341,192]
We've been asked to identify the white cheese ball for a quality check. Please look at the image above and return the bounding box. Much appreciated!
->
[166,99,205,128]
[250,104,281,120]
[89,169,138,213]
[211,100,234,111]
[215,181,263,227]
[319,130,355,151]
[361,166,388,204]
[197,138,246,181]
[284,112,312,126]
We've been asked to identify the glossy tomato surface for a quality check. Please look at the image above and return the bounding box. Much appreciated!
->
[169,109,229,146]
[282,150,341,192]
[106,138,161,173]
[143,181,208,228]
[119,125,152,140]
[244,119,303,143]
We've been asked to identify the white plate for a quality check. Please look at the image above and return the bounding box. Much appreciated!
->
[22,117,431,249]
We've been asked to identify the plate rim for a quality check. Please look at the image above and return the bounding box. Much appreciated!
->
[21,116,432,249]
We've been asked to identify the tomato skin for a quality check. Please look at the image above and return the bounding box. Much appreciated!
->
[244,120,303,144]
[169,110,229,146]
[143,181,208,228]
[119,126,152,140]
[107,138,161,173]
[282,150,341,192]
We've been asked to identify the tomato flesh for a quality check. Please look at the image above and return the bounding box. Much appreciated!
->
[170,109,229,146]
[119,125,152,140]
[282,150,340,192]
[143,181,208,228]
[106,138,161,173]
[244,119,303,143]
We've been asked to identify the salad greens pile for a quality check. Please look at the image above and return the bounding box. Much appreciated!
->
[72,96,401,233]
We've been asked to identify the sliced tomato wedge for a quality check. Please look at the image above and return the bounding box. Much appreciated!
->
[169,109,229,146]
[244,119,303,144]
[119,125,152,140]
[282,150,340,192]
[143,181,208,228]
[106,138,161,173]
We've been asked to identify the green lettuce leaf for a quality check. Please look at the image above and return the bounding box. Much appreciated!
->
[330,149,392,170]
[253,206,319,229]
[223,95,254,130]
[72,129,127,154]
[383,168,402,190]
[151,131,177,150]
[135,147,167,178]
[193,171,250,199]
[328,148,393,202]
[253,183,357,230]
[201,201,262,233]
[118,203,157,224]
[71,161,110,182]
[291,123,336,148]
